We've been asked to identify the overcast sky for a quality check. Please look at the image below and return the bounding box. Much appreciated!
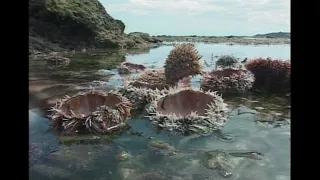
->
[100,0,290,36]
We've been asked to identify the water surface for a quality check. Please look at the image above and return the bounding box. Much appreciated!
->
[29,43,290,180]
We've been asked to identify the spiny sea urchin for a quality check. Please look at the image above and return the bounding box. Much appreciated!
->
[47,90,132,135]
[215,55,239,69]
[244,58,290,93]
[146,87,229,135]
[129,69,169,90]
[200,69,254,95]
[164,43,203,85]
[115,82,168,114]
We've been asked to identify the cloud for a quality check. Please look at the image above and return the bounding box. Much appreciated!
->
[104,0,290,26]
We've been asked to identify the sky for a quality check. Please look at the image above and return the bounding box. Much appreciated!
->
[99,0,290,36]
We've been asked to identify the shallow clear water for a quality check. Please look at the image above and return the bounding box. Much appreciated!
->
[29,43,290,180]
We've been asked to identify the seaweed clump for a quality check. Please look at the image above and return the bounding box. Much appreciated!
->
[244,58,290,93]
[147,87,229,135]
[200,69,254,95]
[164,43,203,85]
[48,90,132,135]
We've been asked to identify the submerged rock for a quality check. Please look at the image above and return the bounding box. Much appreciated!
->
[116,151,130,161]
[149,141,173,150]
[30,164,72,179]
[95,69,115,76]
[46,56,71,69]
[201,149,264,178]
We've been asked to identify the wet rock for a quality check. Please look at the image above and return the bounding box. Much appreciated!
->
[228,151,263,160]
[118,66,131,74]
[202,149,259,178]
[254,107,265,110]
[96,69,115,76]
[116,151,130,161]
[270,111,283,117]
[134,172,169,180]
[120,168,136,180]
[49,145,97,169]
[149,141,173,150]
[29,143,45,167]
[58,135,114,145]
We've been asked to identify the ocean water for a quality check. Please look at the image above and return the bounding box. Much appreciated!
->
[29,43,290,180]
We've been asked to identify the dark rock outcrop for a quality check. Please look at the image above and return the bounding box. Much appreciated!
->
[29,0,162,55]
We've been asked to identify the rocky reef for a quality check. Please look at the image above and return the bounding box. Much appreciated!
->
[29,0,162,55]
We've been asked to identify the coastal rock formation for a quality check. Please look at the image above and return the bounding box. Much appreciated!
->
[29,0,162,55]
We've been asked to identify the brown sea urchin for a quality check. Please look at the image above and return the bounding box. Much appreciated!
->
[164,43,203,85]
[244,58,290,93]
[200,69,254,95]
[48,90,132,135]
[147,87,229,135]
[130,69,169,90]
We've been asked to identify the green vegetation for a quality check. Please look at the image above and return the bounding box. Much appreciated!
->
[45,0,124,33]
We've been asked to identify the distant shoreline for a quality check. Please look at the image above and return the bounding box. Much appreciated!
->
[153,36,290,45]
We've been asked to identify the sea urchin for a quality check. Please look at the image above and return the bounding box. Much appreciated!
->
[48,90,132,135]
[146,87,229,135]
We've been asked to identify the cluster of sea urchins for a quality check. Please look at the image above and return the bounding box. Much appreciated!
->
[164,43,203,85]
[244,58,290,93]
[47,90,132,135]
[215,55,239,69]
[200,68,255,95]
[146,87,229,135]
[118,43,204,114]
[116,80,168,114]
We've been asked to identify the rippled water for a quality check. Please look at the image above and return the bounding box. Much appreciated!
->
[29,43,290,180]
